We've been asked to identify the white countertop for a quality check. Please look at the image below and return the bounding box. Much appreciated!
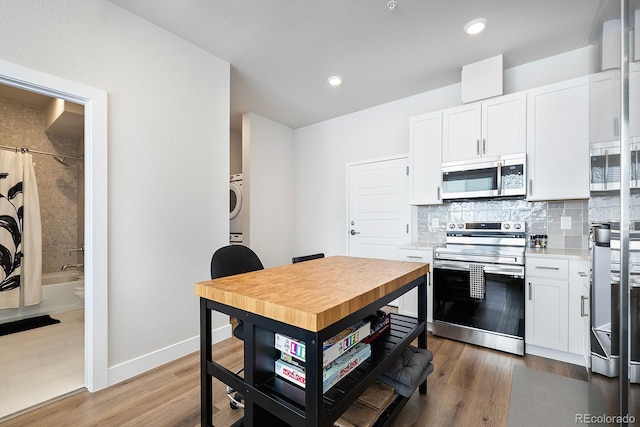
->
[525,247,588,262]
[399,242,436,250]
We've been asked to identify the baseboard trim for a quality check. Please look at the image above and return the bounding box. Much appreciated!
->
[108,323,232,386]
[525,344,587,367]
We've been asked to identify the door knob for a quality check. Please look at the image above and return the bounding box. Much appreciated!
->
[350,229,360,235]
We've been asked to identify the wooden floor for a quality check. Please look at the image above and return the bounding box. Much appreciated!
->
[0,330,595,427]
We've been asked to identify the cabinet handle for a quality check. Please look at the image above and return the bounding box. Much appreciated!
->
[482,138,486,154]
[578,271,588,277]
[535,265,560,270]
[476,139,480,155]
[528,283,532,300]
[406,255,422,259]
[528,179,533,195]
[614,117,619,137]
[581,295,588,317]
[437,186,441,200]
[604,149,609,190]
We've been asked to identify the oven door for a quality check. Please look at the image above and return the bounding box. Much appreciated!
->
[433,260,525,340]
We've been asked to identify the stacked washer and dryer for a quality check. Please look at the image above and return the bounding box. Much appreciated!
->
[229,174,243,245]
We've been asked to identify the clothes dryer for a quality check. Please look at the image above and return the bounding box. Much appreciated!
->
[230,174,243,238]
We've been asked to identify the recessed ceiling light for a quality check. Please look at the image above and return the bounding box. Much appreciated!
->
[464,18,487,35]
[327,76,343,86]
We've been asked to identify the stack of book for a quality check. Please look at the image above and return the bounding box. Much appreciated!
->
[274,318,373,392]
[362,311,390,344]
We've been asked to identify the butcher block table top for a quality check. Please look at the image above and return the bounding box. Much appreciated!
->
[195,255,429,332]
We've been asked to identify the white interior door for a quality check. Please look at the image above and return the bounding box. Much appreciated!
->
[347,156,410,260]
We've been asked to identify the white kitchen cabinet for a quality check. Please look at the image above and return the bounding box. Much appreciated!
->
[525,257,569,351]
[525,255,590,367]
[589,70,620,144]
[526,77,589,201]
[442,92,526,163]
[568,259,590,367]
[397,247,433,327]
[567,260,591,364]
[409,112,442,205]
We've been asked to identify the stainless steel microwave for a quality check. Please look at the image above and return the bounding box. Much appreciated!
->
[589,140,640,192]
[441,154,527,200]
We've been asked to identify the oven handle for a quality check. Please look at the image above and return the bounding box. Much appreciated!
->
[434,260,524,277]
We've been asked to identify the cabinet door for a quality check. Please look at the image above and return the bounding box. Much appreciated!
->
[630,63,640,139]
[482,92,527,157]
[410,113,442,205]
[442,103,481,162]
[568,260,589,357]
[527,77,589,201]
[589,70,621,144]
[525,277,569,351]
[397,248,433,324]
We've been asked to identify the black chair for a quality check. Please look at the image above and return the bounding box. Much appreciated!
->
[210,244,264,410]
[292,253,324,263]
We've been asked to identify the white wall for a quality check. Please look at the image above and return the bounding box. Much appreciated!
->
[243,113,295,268]
[293,46,595,257]
[0,0,231,385]
[230,129,242,174]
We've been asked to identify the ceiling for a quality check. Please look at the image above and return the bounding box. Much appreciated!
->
[107,1,622,131]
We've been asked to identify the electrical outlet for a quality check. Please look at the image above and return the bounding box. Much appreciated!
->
[432,218,439,228]
[561,216,572,230]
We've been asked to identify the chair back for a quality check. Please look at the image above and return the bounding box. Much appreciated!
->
[292,253,325,263]
[211,245,264,279]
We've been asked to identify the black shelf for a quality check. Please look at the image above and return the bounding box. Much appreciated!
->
[256,314,424,426]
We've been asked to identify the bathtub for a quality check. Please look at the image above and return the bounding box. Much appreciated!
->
[0,271,84,323]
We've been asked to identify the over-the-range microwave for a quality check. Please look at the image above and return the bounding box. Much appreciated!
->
[441,153,527,200]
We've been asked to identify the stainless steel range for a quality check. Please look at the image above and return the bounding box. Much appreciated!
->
[433,221,526,356]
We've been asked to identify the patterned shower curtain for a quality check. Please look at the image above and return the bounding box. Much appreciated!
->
[0,151,42,309]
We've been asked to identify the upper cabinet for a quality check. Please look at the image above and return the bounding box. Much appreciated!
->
[442,92,526,163]
[589,70,620,144]
[410,112,442,205]
[527,77,589,201]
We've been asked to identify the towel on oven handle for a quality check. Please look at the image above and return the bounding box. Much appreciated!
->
[469,264,485,299]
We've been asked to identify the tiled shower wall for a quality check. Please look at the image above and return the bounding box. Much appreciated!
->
[416,198,590,250]
[0,98,83,274]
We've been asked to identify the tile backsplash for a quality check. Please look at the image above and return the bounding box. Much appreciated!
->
[417,193,640,250]
[416,198,589,250]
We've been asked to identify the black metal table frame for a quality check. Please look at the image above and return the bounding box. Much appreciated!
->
[200,273,428,427]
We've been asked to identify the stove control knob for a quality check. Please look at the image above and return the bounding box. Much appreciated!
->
[458,223,464,229]
[514,223,522,230]
[449,223,456,229]
[504,223,511,230]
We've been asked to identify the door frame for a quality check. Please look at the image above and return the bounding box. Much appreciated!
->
[345,154,409,255]
[0,59,109,392]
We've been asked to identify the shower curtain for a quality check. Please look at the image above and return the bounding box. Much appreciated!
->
[0,151,42,309]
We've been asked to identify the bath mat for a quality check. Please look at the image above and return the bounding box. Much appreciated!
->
[0,315,60,336]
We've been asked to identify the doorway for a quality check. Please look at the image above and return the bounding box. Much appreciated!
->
[347,155,410,259]
[0,59,108,410]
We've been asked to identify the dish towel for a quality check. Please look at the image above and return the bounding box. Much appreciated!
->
[469,264,485,300]
[0,151,42,309]
[378,346,434,398]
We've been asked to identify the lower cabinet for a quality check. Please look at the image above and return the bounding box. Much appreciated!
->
[397,247,433,327]
[525,255,590,366]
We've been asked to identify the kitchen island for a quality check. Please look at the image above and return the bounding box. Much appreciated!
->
[195,255,429,427]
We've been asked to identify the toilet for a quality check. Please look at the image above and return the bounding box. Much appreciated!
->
[74,285,84,300]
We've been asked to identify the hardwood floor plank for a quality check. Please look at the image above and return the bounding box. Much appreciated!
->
[2,333,595,427]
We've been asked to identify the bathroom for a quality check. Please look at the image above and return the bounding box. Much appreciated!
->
[0,84,85,418]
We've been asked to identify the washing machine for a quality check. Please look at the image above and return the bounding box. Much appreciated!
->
[230,174,243,243]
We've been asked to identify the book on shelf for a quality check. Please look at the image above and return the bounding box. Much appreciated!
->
[362,311,390,344]
[274,319,371,367]
[274,342,372,393]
